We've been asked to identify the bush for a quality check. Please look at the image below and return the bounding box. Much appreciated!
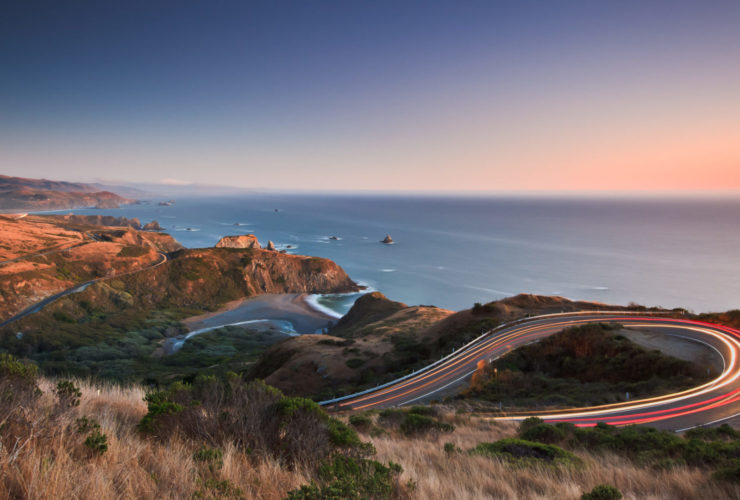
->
[408,405,437,416]
[75,416,101,434]
[518,417,545,434]
[581,484,622,500]
[444,442,460,455]
[138,375,371,467]
[399,413,454,437]
[55,380,82,408]
[714,463,740,482]
[84,430,108,454]
[472,438,581,466]
[286,455,403,500]
[349,413,373,431]
[686,424,740,441]
[520,423,567,444]
[0,353,40,425]
[346,358,366,369]
[193,446,224,473]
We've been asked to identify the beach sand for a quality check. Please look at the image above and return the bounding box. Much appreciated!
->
[184,293,337,334]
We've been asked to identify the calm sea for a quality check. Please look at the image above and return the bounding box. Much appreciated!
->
[59,194,740,315]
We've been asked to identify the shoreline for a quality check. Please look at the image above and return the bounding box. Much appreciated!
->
[183,293,339,334]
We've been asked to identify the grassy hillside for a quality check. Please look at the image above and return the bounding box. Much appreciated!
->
[249,292,454,399]
[2,356,738,500]
[462,323,713,408]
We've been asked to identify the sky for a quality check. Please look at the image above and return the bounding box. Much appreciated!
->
[1,0,739,193]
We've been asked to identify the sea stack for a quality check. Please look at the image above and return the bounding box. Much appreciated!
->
[266,240,276,251]
[381,234,394,244]
[143,220,163,231]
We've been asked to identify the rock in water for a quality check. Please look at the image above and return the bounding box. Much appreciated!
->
[215,234,261,249]
[266,240,276,251]
[380,234,394,244]
[143,220,163,231]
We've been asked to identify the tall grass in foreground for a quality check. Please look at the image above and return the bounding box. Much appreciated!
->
[2,375,739,499]
[366,411,740,499]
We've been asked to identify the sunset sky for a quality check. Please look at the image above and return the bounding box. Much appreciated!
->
[2,1,739,192]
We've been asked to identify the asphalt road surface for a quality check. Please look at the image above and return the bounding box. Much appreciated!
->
[324,313,740,430]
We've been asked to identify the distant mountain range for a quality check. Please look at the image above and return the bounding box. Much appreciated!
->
[0,175,135,212]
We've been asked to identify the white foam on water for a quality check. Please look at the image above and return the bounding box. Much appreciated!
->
[304,295,344,319]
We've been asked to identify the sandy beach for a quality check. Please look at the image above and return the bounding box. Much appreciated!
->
[183,293,338,334]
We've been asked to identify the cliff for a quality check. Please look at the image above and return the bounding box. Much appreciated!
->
[215,234,261,249]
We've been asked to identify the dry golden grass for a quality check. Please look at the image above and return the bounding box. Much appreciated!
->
[366,411,740,500]
[2,382,739,500]
[0,379,310,500]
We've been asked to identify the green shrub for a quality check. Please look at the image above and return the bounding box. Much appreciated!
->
[117,245,150,258]
[444,442,460,455]
[581,484,622,500]
[84,430,108,454]
[138,375,370,467]
[518,417,544,434]
[55,380,82,407]
[286,455,402,500]
[349,413,373,431]
[194,477,243,499]
[75,416,101,434]
[193,446,224,473]
[400,413,454,437]
[53,311,75,323]
[713,462,740,482]
[686,424,740,441]
[520,423,567,444]
[408,405,437,416]
[472,438,581,466]
[346,358,366,369]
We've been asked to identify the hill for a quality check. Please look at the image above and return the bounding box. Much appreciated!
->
[0,175,134,211]
[248,293,679,400]
[2,364,738,500]
[0,215,359,382]
[462,322,714,409]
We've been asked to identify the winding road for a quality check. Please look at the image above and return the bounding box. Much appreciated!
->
[0,251,167,329]
[322,313,740,430]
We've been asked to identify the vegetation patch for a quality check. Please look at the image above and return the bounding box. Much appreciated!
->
[116,245,150,258]
[472,438,581,466]
[517,418,740,478]
[581,484,622,500]
[463,323,712,408]
[286,455,403,500]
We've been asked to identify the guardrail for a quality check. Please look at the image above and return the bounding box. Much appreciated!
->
[318,308,682,406]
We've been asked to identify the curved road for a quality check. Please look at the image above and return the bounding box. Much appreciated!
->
[324,313,740,430]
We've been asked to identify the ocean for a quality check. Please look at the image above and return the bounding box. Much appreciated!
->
[57,194,740,315]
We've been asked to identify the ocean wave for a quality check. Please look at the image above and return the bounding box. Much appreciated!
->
[462,284,511,296]
[305,285,376,319]
[304,295,344,319]
[380,268,396,272]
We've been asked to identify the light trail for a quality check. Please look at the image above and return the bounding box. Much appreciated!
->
[328,313,740,430]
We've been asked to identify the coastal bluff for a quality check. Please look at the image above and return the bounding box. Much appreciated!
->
[215,234,261,249]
